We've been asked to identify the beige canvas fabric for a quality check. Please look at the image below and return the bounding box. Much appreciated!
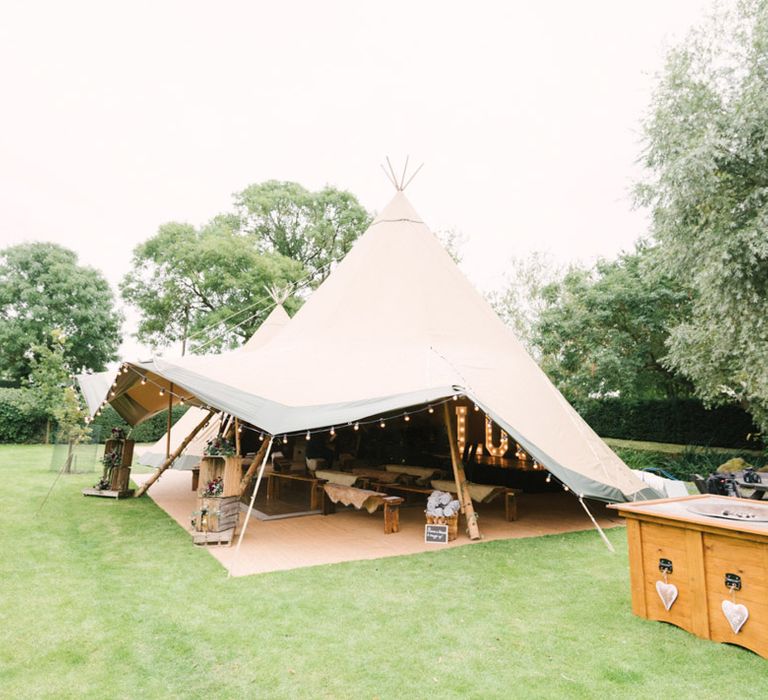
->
[113,193,657,502]
[137,304,291,469]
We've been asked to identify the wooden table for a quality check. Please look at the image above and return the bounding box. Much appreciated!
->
[266,472,325,510]
[608,494,768,658]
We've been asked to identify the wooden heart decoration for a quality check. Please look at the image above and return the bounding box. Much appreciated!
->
[655,580,678,611]
[722,600,749,634]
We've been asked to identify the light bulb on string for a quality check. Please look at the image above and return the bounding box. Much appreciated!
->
[330,426,335,437]
[112,382,117,388]
[452,395,458,401]
[404,414,410,422]
[159,388,165,397]
[110,390,115,397]
[428,405,434,414]
[353,422,359,431]
[237,424,242,433]
[282,435,288,444]
[180,397,185,405]
[259,433,264,442]
[379,419,386,429]
[306,431,311,441]
[563,485,569,492]
[545,474,551,484]
[141,377,147,386]
[474,404,479,412]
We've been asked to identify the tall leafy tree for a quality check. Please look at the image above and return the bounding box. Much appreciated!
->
[235,181,372,283]
[487,252,563,357]
[121,219,305,353]
[0,243,122,382]
[637,0,768,430]
[531,246,691,404]
[123,181,371,353]
[28,330,89,449]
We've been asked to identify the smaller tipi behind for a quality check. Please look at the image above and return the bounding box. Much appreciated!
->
[137,301,291,469]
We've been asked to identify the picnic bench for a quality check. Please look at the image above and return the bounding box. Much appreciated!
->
[322,483,404,534]
[266,471,325,510]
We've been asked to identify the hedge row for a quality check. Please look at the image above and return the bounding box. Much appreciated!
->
[0,387,188,444]
[88,405,189,443]
[577,398,763,450]
[0,388,48,443]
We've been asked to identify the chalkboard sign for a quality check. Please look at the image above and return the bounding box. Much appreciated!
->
[425,524,449,544]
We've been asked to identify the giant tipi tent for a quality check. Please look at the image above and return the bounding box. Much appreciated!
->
[108,191,658,504]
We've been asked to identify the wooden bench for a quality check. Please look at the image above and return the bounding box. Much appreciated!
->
[375,481,521,521]
[322,484,404,534]
[266,471,325,510]
[370,482,433,503]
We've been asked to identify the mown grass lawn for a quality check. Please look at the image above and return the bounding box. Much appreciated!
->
[2,445,766,699]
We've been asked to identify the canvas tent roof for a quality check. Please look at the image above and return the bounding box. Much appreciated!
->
[108,192,659,503]
[76,371,113,417]
[137,303,291,469]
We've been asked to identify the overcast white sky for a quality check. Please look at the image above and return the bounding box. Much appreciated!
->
[0,0,717,360]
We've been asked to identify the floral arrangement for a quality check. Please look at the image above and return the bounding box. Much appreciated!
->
[110,426,127,441]
[102,448,122,470]
[203,476,223,497]
[204,437,235,457]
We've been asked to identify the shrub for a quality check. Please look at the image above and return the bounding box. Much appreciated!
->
[614,446,766,481]
[0,388,47,443]
[89,405,189,443]
[578,398,762,449]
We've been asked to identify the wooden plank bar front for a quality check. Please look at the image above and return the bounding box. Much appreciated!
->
[609,494,768,658]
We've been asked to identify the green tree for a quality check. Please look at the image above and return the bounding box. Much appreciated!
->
[0,243,122,382]
[531,246,691,404]
[120,219,305,353]
[235,181,372,283]
[487,252,563,356]
[637,0,768,430]
[29,330,89,450]
[123,182,371,353]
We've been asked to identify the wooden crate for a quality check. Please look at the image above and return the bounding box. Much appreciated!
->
[609,494,768,658]
[109,466,132,492]
[193,495,240,533]
[198,455,242,497]
[426,513,458,541]
[104,438,134,467]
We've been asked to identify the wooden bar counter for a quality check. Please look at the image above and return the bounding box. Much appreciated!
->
[608,494,768,658]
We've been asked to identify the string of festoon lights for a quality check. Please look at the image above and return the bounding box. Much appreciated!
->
[93,363,581,498]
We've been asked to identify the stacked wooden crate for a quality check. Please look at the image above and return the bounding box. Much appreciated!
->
[193,455,242,535]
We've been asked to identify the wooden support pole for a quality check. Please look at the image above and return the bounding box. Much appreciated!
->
[443,402,481,540]
[234,418,241,456]
[135,409,215,498]
[237,437,269,498]
[165,382,174,459]
[229,437,274,578]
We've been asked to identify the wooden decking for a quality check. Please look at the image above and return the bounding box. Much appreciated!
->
[133,470,624,577]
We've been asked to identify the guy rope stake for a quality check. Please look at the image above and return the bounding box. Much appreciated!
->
[229,436,274,578]
[578,496,615,553]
